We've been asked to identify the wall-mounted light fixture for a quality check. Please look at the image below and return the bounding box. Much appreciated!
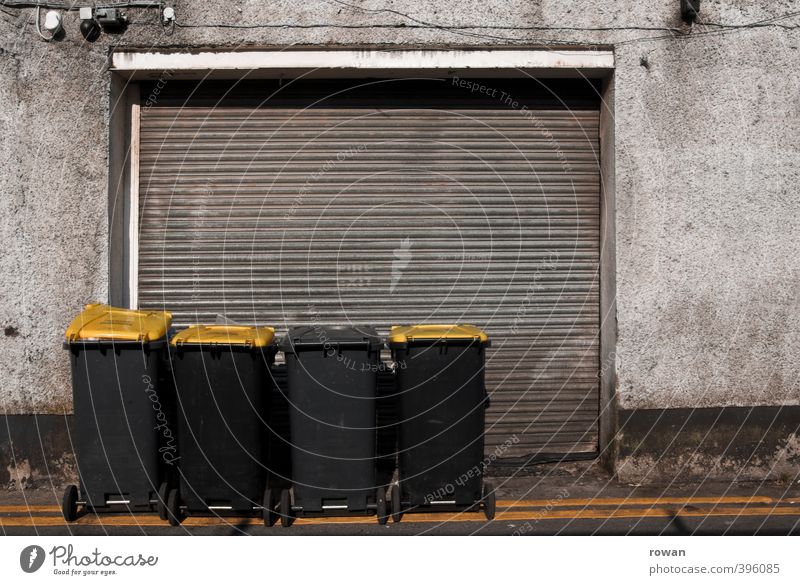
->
[681,0,701,23]
[43,10,63,34]
[19,2,169,42]
[94,8,128,30]
[162,6,176,25]
[34,7,62,41]
[78,6,101,41]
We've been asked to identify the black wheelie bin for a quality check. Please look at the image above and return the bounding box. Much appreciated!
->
[62,304,174,521]
[166,325,278,526]
[389,324,495,521]
[279,325,388,526]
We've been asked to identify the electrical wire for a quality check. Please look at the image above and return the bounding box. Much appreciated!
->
[698,10,800,30]
[169,4,800,48]
[168,21,679,33]
[33,4,54,40]
[0,1,162,9]
[0,11,19,27]
[322,0,557,44]
[325,0,800,39]
[4,0,800,34]
[5,0,800,46]
[170,22,800,50]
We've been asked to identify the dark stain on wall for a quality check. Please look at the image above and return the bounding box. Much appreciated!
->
[616,406,800,482]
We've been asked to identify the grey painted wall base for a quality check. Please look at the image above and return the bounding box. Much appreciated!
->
[1,415,76,490]
[4,407,800,489]
[616,406,800,483]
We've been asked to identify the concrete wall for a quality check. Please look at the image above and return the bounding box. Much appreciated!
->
[1,1,799,419]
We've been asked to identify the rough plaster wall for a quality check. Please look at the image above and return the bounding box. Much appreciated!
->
[0,1,798,414]
[1,12,109,414]
[614,28,800,409]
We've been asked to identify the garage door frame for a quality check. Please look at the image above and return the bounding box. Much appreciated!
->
[107,49,617,466]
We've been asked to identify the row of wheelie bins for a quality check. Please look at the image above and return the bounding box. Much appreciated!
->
[62,304,495,526]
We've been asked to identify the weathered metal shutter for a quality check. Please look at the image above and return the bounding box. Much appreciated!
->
[138,79,601,458]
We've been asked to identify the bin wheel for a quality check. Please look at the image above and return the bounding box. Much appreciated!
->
[376,488,389,525]
[166,488,183,526]
[391,484,403,523]
[482,481,496,521]
[157,482,169,521]
[62,485,79,522]
[262,488,277,527]
[280,489,293,528]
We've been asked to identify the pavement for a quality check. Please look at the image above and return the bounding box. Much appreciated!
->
[3,462,799,535]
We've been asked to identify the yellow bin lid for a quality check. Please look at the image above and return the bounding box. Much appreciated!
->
[65,303,172,343]
[171,325,275,348]
[389,324,489,345]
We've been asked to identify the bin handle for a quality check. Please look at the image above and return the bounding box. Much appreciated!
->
[287,340,379,349]
[172,339,257,348]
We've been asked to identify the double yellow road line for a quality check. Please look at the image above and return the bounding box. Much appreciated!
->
[1,495,799,527]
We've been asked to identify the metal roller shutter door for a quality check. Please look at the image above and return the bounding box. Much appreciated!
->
[138,79,601,458]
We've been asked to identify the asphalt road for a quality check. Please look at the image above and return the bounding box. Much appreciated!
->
[3,493,799,536]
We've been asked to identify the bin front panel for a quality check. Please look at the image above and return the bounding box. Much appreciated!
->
[395,343,487,506]
[70,344,164,509]
[172,348,271,512]
[286,347,378,513]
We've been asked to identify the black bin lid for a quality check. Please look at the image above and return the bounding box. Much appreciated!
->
[280,325,383,352]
